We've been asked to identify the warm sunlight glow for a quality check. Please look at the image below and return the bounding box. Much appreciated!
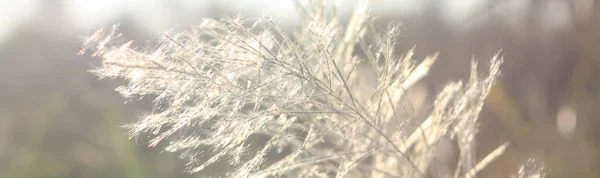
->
[557,104,577,137]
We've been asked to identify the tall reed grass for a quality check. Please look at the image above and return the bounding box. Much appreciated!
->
[80,0,545,177]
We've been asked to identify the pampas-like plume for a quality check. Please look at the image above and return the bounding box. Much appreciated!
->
[81,0,510,177]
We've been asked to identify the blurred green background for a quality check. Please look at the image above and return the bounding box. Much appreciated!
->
[0,0,599,177]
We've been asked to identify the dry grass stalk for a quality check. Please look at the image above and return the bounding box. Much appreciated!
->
[80,0,517,177]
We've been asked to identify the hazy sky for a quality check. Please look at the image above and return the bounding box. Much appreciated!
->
[0,0,577,45]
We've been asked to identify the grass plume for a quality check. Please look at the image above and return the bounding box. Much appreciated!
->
[79,1,526,177]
